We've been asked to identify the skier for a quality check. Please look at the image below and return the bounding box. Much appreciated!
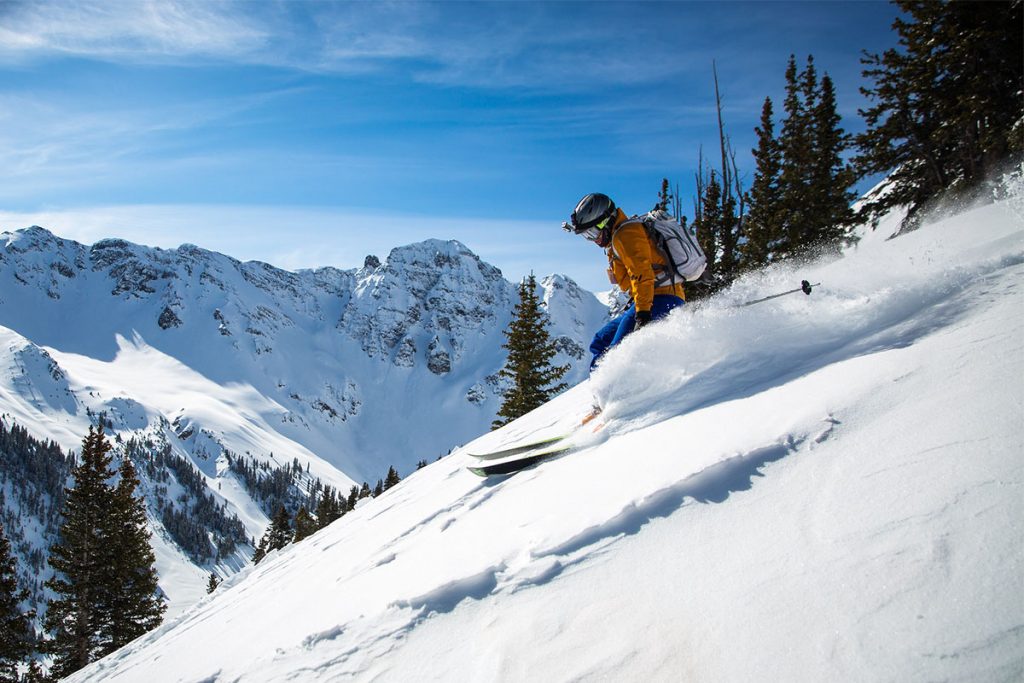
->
[565,193,686,369]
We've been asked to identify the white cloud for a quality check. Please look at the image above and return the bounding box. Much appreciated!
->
[0,0,272,62]
[0,1,695,91]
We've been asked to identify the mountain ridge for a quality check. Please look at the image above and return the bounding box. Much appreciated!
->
[0,224,612,618]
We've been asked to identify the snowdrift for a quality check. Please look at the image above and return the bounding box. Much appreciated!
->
[68,195,1023,681]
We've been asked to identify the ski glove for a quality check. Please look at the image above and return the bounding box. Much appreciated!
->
[634,310,652,331]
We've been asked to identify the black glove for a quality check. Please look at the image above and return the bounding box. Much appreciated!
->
[634,310,652,331]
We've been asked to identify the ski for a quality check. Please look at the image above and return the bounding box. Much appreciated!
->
[466,406,602,461]
[467,443,576,477]
[467,411,604,476]
[465,433,571,460]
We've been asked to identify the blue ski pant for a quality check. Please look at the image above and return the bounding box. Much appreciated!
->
[589,294,685,369]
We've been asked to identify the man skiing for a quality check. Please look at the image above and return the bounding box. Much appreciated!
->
[565,193,686,368]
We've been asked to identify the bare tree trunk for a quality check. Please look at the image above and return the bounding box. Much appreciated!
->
[694,146,706,224]
[713,61,733,209]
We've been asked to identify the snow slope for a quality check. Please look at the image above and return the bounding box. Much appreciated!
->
[66,193,1024,681]
[0,231,610,618]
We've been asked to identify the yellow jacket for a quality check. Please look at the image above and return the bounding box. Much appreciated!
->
[606,210,686,312]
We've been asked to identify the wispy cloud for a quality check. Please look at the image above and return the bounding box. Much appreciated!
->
[0,0,272,63]
[0,1,700,91]
[0,85,316,203]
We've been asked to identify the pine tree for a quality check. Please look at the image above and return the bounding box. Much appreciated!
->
[252,505,292,564]
[44,425,116,677]
[358,482,372,500]
[694,171,724,281]
[44,428,165,673]
[292,507,316,543]
[206,573,220,594]
[315,487,342,530]
[492,274,569,429]
[21,660,48,683]
[742,96,784,269]
[372,480,384,497]
[100,458,164,653]
[251,536,269,566]
[656,178,673,213]
[768,54,858,257]
[0,521,33,683]
[855,1,1023,231]
[777,54,817,257]
[808,73,856,251]
[383,466,401,491]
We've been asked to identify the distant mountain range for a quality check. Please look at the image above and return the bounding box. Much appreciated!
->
[0,225,613,617]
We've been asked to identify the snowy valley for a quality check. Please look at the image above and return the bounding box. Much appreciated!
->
[0,230,611,618]
[47,188,1024,681]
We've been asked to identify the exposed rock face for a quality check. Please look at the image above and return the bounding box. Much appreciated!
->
[0,225,611,485]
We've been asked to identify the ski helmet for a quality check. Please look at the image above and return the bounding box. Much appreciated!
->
[570,193,616,232]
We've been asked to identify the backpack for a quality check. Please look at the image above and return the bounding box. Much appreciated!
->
[622,210,707,284]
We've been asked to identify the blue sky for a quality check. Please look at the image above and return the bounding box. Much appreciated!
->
[0,0,900,291]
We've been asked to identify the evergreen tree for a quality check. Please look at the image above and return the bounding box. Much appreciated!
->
[372,480,384,497]
[742,96,784,269]
[492,274,569,428]
[777,54,817,257]
[44,428,165,674]
[315,487,342,530]
[770,54,857,257]
[44,425,116,677]
[694,171,724,286]
[809,73,856,250]
[206,573,220,594]
[358,482,372,500]
[100,458,164,653]
[383,466,401,491]
[252,505,292,565]
[292,507,316,543]
[21,660,48,683]
[856,1,1022,231]
[0,521,33,683]
[251,536,269,566]
[656,178,672,213]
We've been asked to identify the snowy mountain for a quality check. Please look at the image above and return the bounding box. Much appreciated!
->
[61,187,1024,681]
[0,228,612,617]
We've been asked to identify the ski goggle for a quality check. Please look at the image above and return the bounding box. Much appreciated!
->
[579,215,613,242]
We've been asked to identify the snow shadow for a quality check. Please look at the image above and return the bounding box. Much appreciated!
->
[391,565,501,618]
[533,439,799,561]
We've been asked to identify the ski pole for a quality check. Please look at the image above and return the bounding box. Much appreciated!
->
[740,280,819,307]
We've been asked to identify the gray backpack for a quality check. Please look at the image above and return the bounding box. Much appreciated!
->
[621,210,708,285]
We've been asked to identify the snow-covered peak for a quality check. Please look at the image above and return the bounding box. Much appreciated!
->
[342,238,514,369]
